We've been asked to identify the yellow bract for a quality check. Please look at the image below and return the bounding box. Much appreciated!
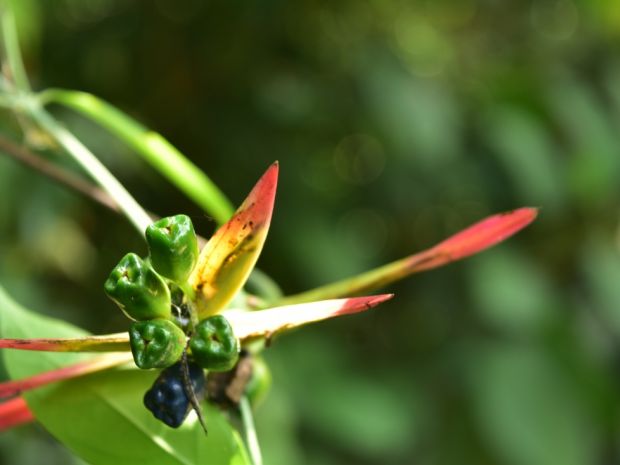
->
[189,163,279,318]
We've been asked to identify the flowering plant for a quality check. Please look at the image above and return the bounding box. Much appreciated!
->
[0,7,537,465]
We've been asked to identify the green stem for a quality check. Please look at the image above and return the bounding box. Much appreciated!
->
[38,88,235,225]
[0,6,31,92]
[270,256,410,307]
[179,281,196,302]
[0,333,130,352]
[178,281,198,328]
[27,101,152,235]
[240,396,263,465]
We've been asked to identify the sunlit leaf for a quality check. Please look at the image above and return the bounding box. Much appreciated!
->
[190,162,279,318]
[32,369,250,465]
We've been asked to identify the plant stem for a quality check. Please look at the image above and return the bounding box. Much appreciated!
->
[27,101,152,235]
[0,6,31,92]
[0,134,220,251]
[239,396,262,465]
[0,333,130,352]
[0,133,122,213]
[38,88,235,225]
[1,5,151,236]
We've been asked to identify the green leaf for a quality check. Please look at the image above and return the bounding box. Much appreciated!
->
[29,370,250,465]
[0,285,250,465]
[38,89,234,225]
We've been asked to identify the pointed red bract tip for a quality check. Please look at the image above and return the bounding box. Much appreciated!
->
[336,294,394,316]
[407,207,538,272]
[256,162,279,206]
[434,207,537,260]
[247,162,278,227]
[0,397,34,431]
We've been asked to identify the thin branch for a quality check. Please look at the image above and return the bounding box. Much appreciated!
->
[0,134,213,244]
[0,133,120,212]
[39,88,235,225]
[27,104,152,235]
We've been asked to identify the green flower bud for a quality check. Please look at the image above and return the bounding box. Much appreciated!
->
[146,215,199,283]
[129,319,186,369]
[104,253,171,321]
[190,315,239,371]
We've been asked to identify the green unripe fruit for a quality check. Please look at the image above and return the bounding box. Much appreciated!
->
[146,215,199,283]
[104,253,171,321]
[129,319,186,369]
[190,315,239,371]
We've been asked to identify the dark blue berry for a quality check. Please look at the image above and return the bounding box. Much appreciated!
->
[144,361,205,428]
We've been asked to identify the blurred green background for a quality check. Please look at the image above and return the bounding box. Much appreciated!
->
[2,0,620,464]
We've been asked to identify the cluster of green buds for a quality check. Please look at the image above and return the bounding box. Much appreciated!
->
[104,215,240,372]
[103,214,271,429]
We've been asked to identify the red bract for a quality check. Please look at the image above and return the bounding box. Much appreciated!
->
[406,207,539,272]
[0,353,132,399]
[0,397,34,431]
